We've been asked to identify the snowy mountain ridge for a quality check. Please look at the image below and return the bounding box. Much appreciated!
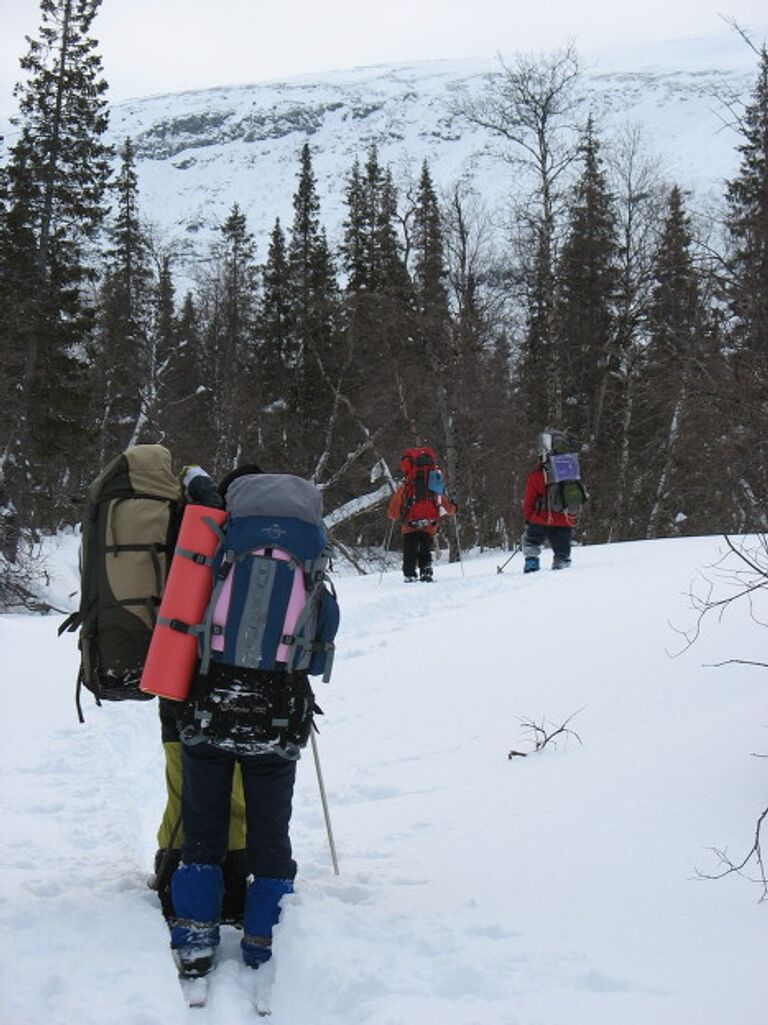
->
[101,29,761,263]
[0,27,764,266]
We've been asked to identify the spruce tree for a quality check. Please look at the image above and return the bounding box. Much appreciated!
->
[413,162,449,314]
[555,119,619,439]
[339,160,368,292]
[375,167,411,295]
[287,144,340,476]
[158,290,215,469]
[642,186,711,536]
[199,203,260,474]
[0,0,111,554]
[412,162,455,509]
[94,137,154,458]
[149,255,183,450]
[258,217,293,466]
[341,148,410,295]
[722,45,768,528]
[552,119,620,539]
[340,148,413,476]
[260,218,292,367]
[725,45,768,355]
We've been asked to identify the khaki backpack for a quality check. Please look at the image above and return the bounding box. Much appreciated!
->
[59,445,182,719]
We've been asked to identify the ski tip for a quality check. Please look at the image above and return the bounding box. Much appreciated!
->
[179,976,208,1008]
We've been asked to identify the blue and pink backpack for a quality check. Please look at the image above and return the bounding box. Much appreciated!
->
[200,473,338,680]
[180,473,339,754]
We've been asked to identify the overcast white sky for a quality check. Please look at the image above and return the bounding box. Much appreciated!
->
[1,0,766,116]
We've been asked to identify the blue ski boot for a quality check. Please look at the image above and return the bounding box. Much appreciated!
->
[523,556,540,574]
[241,877,294,968]
[170,862,223,977]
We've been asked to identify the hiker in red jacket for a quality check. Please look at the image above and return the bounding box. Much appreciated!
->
[522,430,585,572]
[387,447,457,582]
[522,465,573,572]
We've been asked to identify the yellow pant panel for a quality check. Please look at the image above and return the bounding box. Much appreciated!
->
[157,741,246,850]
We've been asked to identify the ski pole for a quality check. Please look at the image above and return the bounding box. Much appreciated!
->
[496,544,521,574]
[378,520,395,586]
[311,730,340,876]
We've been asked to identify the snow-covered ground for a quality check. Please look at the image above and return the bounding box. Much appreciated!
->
[0,533,765,1024]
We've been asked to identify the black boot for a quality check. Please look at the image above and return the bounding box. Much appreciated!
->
[151,848,182,920]
[221,849,248,927]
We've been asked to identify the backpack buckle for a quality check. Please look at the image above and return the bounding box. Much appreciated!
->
[216,550,235,579]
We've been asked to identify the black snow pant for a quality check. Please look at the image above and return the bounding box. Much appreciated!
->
[402,530,433,578]
[522,522,573,563]
[180,741,297,881]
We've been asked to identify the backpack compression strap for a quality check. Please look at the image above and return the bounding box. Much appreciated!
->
[197,548,236,676]
[58,536,168,636]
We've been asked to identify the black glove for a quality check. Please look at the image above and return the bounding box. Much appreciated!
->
[183,466,225,509]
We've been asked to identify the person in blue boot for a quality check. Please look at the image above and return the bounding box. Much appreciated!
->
[521,433,582,573]
[169,463,332,979]
[170,751,296,975]
[151,465,249,930]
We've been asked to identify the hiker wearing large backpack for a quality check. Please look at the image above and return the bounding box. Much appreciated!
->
[387,446,457,582]
[151,468,250,927]
[521,430,586,573]
[167,465,339,980]
[58,446,248,924]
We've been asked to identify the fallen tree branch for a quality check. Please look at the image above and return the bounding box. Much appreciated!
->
[695,804,768,901]
[703,659,768,670]
[508,708,585,758]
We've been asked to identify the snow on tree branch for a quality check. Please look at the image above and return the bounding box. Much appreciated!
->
[324,481,393,530]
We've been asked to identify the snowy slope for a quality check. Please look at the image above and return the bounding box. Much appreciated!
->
[0,534,765,1024]
[112,38,755,264]
[2,28,761,272]
[101,26,762,257]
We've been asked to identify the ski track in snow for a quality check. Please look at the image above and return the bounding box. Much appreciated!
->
[0,535,765,1024]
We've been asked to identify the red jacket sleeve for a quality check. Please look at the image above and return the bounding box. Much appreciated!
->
[387,484,405,521]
